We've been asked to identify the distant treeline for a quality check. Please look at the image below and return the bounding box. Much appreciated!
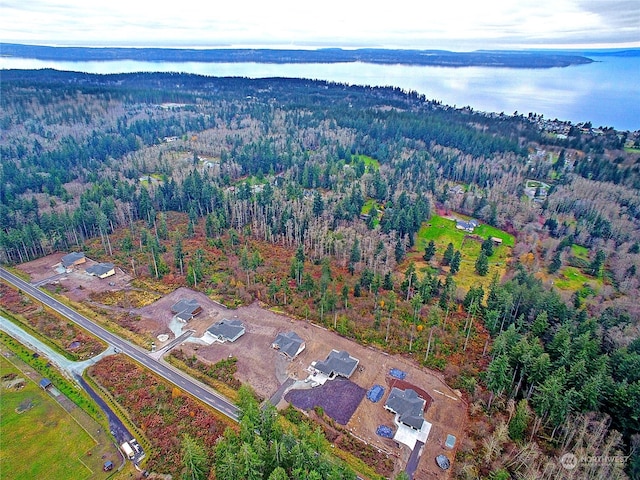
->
[1,43,594,68]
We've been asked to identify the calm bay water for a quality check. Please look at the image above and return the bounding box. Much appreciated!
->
[2,55,639,131]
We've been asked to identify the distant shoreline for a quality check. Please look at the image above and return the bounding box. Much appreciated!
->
[0,43,597,69]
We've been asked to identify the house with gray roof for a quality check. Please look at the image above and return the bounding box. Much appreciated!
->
[86,262,115,279]
[455,219,479,233]
[61,251,86,269]
[384,387,426,431]
[272,331,305,359]
[171,298,202,322]
[206,319,245,343]
[314,350,359,379]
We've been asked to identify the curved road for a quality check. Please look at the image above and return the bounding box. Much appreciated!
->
[0,267,239,422]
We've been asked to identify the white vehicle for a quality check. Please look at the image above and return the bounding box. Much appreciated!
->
[121,441,135,459]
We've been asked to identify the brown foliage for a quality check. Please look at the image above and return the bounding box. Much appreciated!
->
[89,355,233,476]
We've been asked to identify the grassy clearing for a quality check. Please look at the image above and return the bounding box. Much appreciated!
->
[474,224,515,247]
[412,215,513,291]
[361,199,378,215]
[0,355,96,480]
[417,215,467,248]
[354,154,380,170]
[571,244,590,260]
[554,266,600,292]
[0,332,103,422]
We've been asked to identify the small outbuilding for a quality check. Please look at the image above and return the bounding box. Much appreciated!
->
[272,331,305,359]
[86,262,115,279]
[61,252,86,269]
[103,461,114,472]
[206,319,245,343]
[39,378,52,390]
[171,298,203,322]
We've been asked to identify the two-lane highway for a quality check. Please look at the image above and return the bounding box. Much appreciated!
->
[0,267,239,421]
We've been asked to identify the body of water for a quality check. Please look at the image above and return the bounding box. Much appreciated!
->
[2,56,639,131]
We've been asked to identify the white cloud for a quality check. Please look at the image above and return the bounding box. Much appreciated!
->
[1,0,638,49]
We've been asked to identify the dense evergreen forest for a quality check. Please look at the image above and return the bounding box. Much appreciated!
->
[1,43,595,67]
[1,69,639,478]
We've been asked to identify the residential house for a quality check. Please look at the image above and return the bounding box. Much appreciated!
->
[272,331,305,359]
[170,298,203,322]
[86,262,115,279]
[61,252,86,269]
[455,219,478,233]
[384,387,426,431]
[205,319,245,343]
[313,350,359,379]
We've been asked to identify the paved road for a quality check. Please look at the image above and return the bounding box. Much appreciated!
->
[406,440,425,479]
[0,267,239,422]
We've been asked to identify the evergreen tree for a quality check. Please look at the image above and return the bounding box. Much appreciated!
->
[481,237,494,257]
[548,250,562,274]
[423,240,436,261]
[508,399,530,444]
[181,434,209,480]
[442,242,454,266]
[589,249,606,277]
[450,250,462,274]
[475,251,489,276]
[383,271,394,290]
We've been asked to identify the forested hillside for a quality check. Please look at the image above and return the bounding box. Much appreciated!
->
[1,69,639,478]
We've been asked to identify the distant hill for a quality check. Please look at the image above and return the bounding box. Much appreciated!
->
[0,43,594,68]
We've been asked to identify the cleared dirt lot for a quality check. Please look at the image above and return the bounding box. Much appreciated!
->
[16,253,132,303]
[179,299,467,479]
[15,254,466,478]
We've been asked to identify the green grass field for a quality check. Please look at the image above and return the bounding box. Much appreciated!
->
[412,215,514,291]
[570,244,590,260]
[554,266,601,292]
[354,154,380,170]
[0,356,97,480]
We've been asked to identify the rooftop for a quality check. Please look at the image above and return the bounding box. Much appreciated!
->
[171,298,202,317]
[273,331,305,359]
[207,318,245,342]
[61,251,85,267]
[314,350,359,378]
[86,262,114,277]
[385,387,426,430]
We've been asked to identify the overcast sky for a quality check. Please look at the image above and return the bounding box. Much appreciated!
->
[2,0,638,50]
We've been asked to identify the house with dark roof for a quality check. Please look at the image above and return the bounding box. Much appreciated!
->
[61,252,86,269]
[171,298,202,322]
[384,387,426,431]
[455,219,478,233]
[86,262,115,279]
[206,319,245,343]
[272,331,305,359]
[313,350,359,379]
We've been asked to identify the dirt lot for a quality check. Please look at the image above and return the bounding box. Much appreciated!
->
[16,253,132,303]
[179,300,467,479]
[15,254,466,478]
